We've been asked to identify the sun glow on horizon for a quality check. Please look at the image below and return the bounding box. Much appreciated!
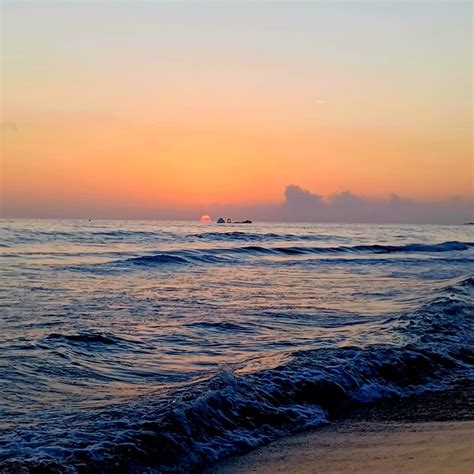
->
[1,2,472,221]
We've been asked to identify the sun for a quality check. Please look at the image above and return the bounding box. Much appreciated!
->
[200,214,212,223]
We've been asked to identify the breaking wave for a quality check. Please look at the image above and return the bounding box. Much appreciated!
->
[1,277,472,473]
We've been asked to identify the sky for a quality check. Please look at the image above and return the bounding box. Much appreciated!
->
[1,0,472,222]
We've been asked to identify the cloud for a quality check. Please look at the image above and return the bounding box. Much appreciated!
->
[285,184,323,208]
[276,185,473,224]
[2,184,472,224]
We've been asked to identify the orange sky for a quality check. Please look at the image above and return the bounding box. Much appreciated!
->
[1,2,472,218]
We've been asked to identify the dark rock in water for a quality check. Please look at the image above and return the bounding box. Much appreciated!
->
[216,218,225,224]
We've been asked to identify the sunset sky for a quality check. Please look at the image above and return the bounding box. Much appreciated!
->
[1,1,472,221]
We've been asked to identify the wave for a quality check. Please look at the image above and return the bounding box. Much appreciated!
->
[188,233,473,256]
[353,241,473,253]
[97,241,473,269]
[44,332,139,346]
[189,231,341,243]
[186,321,255,333]
[265,241,474,255]
[126,254,190,265]
[5,229,177,245]
[121,252,230,267]
[2,278,472,473]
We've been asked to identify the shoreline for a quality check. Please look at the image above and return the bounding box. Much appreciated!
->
[204,380,474,473]
[206,420,473,474]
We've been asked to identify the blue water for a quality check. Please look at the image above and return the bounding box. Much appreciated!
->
[0,220,473,472]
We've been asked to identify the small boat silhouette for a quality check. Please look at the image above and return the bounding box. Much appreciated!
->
[216,218,253,224]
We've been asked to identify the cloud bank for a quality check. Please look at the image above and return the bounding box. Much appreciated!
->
[276,185,473,224]
[202,185,472,225]
[2,185,472,224]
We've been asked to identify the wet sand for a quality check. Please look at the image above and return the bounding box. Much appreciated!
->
[205,381,474,473]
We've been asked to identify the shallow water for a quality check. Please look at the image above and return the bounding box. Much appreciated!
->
[0,220,473,472]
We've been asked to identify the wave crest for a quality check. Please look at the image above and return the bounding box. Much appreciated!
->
[97,241,473,270]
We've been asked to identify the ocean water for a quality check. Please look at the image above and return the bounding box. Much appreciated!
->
[0,220,473,472]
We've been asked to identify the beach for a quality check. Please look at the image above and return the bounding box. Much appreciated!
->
[1,220,472,472]
[206,381,474,473]
[208,421,473,474]
[3,1,473,471]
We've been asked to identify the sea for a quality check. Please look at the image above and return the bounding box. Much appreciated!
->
[0,219,473,472]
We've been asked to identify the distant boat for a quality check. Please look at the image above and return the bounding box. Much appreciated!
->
[216,217,253,224]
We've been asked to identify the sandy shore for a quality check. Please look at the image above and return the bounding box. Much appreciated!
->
[206,420,473,474]
[205,382,474,474]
